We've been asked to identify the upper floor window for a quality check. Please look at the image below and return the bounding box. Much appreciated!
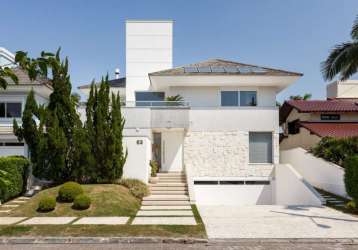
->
[321,114,340,121]
[135,92,165,106]
[287,119,300,134]
[240,91,257,106]
[0,102,22,118]
[221,91,257,107]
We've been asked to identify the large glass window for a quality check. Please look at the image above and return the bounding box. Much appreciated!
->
[249,132,273,163]
[221,91,238,106]
[0,103,5,118]
[221,91,257,107]
[240,91,257,106]
[135,92,165,106]
[0,102,22,118]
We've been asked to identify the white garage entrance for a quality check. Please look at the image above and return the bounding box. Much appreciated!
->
[193,178,273,206]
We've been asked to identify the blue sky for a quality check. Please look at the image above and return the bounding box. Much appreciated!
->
[2,0,358,101]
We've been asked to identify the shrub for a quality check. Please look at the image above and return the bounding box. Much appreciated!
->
[0,156,30,203]
[118,178,149,199]
[73,194,91,210]
[344,155,358,203]
[58,181,83,202]
[346,200,356,211]
[150,160,159,177]
[37,196,56,212]
[311,137,358,165]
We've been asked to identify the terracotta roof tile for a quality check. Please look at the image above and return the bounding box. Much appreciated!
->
[300,122,358,138]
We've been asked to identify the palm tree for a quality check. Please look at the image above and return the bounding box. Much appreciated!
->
[289,93,312,100]
[322,15,358,81]
[165,94,184,106]
[0,66,18,89]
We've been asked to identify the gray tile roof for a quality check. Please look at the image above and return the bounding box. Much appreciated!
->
[149,59,303,77]
[4,67,52,87]
[78,77,126,89]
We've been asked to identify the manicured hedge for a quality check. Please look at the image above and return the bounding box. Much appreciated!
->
[0,156,30,203]
[118,178,150,199]
[38,195,56,212]
[344,155,358,203]
[58,181,83,202]
[73,194,91,210]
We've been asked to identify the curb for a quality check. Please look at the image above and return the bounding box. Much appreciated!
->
[0,237,208,244]
[209,238,358,244]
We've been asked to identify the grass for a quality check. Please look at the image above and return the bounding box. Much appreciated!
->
[5,184,141,217]
[0,184,207,238]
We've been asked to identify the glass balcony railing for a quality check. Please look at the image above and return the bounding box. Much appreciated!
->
[124,101,190,107]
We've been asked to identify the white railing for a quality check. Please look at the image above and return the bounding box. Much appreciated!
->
[124,101,190,108]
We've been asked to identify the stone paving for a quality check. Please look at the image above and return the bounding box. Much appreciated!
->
[20,217,77,225]
[0,217,27,225]
[73,217,129,225]
[198,205,358,239]
[132,217,197,225]
[0,196,30,214]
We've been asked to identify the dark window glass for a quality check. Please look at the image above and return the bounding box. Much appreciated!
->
[193,181,219,185]
[0,103,5,118]
[240,91,257,106]
[6,103,22,118]
[135,92,165,106]
[321,114,340,121]
[249,132,273,163]
[221,91,238,106]
[4,142,24,146]
[288,119,300,134]
[245,181,270,185]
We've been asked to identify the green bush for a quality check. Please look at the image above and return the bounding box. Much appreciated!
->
[58,181,83,202]
[73,194,91,210]
[0,156,30,203]
[344,155,358,203]
[346,200,356,211]
[150,160,159,177]
[37,196,56,212]
[311,137,358,165]
[118,178,149,199]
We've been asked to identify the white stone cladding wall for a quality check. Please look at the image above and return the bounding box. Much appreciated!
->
[184,131,277,178]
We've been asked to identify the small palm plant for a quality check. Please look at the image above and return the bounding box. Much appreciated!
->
[322,15,358,81]
[289,93,312,100]
[165,94,184,106]
[0,67,18,89]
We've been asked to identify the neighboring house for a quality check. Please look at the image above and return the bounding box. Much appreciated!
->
[79,20,305,206]
[280,80,358,151]
[0,47,52,157]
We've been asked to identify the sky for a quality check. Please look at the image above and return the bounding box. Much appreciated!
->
[2,0,358,102]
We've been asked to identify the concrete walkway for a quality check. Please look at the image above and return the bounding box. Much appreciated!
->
[198,205,358,239]
[0,216,130,225]
[0,197,30,214]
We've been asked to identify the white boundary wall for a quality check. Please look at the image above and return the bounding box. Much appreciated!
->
[275,164,323,206]
[280,147,347,197]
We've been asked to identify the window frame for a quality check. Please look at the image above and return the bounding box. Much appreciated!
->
[320,114,341,121]
[220,89,257,107]
[249,132,273,164]
[0,102,22,118]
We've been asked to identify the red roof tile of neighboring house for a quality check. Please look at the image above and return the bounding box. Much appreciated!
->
[280,99,358,124]
[300,122,358,138]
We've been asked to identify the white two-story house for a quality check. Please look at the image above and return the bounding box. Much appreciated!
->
[0,47,52,157]
[78,20,318,206]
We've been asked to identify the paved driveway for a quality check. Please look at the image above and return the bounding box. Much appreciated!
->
[198,205,358,239]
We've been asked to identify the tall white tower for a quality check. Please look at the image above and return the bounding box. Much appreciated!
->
[125,20,173,101]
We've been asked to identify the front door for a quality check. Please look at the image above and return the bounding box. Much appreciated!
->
[161,131,184,172]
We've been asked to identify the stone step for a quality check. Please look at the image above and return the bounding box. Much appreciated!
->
[157,172,185,177]
[142,200,191,206]
[143,195,189,201]
[140,205,192,210]
[150,190,188,195]
[150,183,187,187]
[158,180,186,184]
[158,176,186,180]
[136,210,194,216]
[150,186,188,191]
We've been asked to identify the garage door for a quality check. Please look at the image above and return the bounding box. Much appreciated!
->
[0,142,26,157]
[194,180,273,206]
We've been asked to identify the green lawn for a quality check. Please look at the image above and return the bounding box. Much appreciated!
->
[0,184,207,238]
[6,184,140,217]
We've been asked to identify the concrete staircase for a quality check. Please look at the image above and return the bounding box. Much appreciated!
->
[132,172,196,225]
[143,172,190,206]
